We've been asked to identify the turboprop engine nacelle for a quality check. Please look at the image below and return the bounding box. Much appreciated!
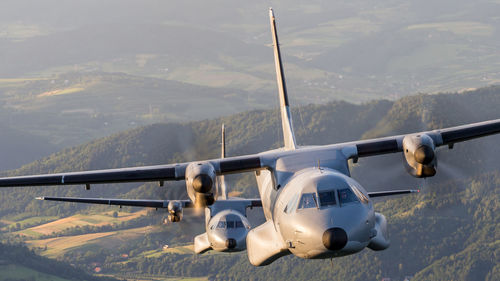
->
[402,133,437,178]
[167,200,183,222]
[185,162,216,207]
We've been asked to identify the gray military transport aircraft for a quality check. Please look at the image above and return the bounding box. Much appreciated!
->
[1,8,500,266]
[39,124,261,254]
[193,124,260,254]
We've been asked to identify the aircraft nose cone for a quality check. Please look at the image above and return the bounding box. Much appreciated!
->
[322,227,348,251]
[225,238,237,249]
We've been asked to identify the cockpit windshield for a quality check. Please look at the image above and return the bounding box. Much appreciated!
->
[298,193,318,209]
[318,190,336,207]
[216,219,245,229]
[338,188,359,205]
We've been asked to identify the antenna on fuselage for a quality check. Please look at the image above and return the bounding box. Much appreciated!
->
[317,159,323,172]
[269,8,297,151]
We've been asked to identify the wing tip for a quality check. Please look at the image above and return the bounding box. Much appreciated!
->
[35,196,45,200]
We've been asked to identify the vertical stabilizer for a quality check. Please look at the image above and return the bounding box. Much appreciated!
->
[221,124,226,159]
[218,124,228,199]
[269,8,297,150]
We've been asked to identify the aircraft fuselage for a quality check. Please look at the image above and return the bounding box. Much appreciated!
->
[247,146,389,265]
[194,199,253,253]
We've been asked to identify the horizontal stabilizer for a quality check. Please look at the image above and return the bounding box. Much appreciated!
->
[368,189,419,198]
[36,196,193,208]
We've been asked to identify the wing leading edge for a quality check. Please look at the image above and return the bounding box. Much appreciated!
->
[0,155,266,188]
[36,196,193,208]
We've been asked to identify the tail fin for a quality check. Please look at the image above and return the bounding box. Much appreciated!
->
[218,124,228,199]
[221,123,226,159]
[269,8,297,150]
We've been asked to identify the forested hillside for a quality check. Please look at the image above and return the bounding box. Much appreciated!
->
[0,86,499,280]
[0,243,116,281]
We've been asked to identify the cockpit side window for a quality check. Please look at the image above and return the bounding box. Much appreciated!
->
[338,188,359,206]
[318,191,336,207]
[350,184,369,204]
[227,221,235,228]
[298,193,318,209]
[235,221,244,228]
[284,193,299,214]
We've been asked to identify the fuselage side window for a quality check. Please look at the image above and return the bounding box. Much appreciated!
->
[227,221,235,229]
[298,193,318,209]
[338,188,359,206]
[236,221,244,228]
[319,191,336,207]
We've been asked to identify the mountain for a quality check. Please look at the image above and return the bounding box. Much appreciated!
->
[0,86,499,280]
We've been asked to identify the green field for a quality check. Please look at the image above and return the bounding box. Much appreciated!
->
[0,264,71,281]
[15,210,147,239]
[99,274,208,281]
[1,216,59,232]
[26,225,158,258]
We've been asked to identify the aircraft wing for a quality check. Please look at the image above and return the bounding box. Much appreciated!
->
[0,155,265,188]
[353,119,500,158]
[367,189,419,198]
[36,196,194,208]
[0,120,498,188]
